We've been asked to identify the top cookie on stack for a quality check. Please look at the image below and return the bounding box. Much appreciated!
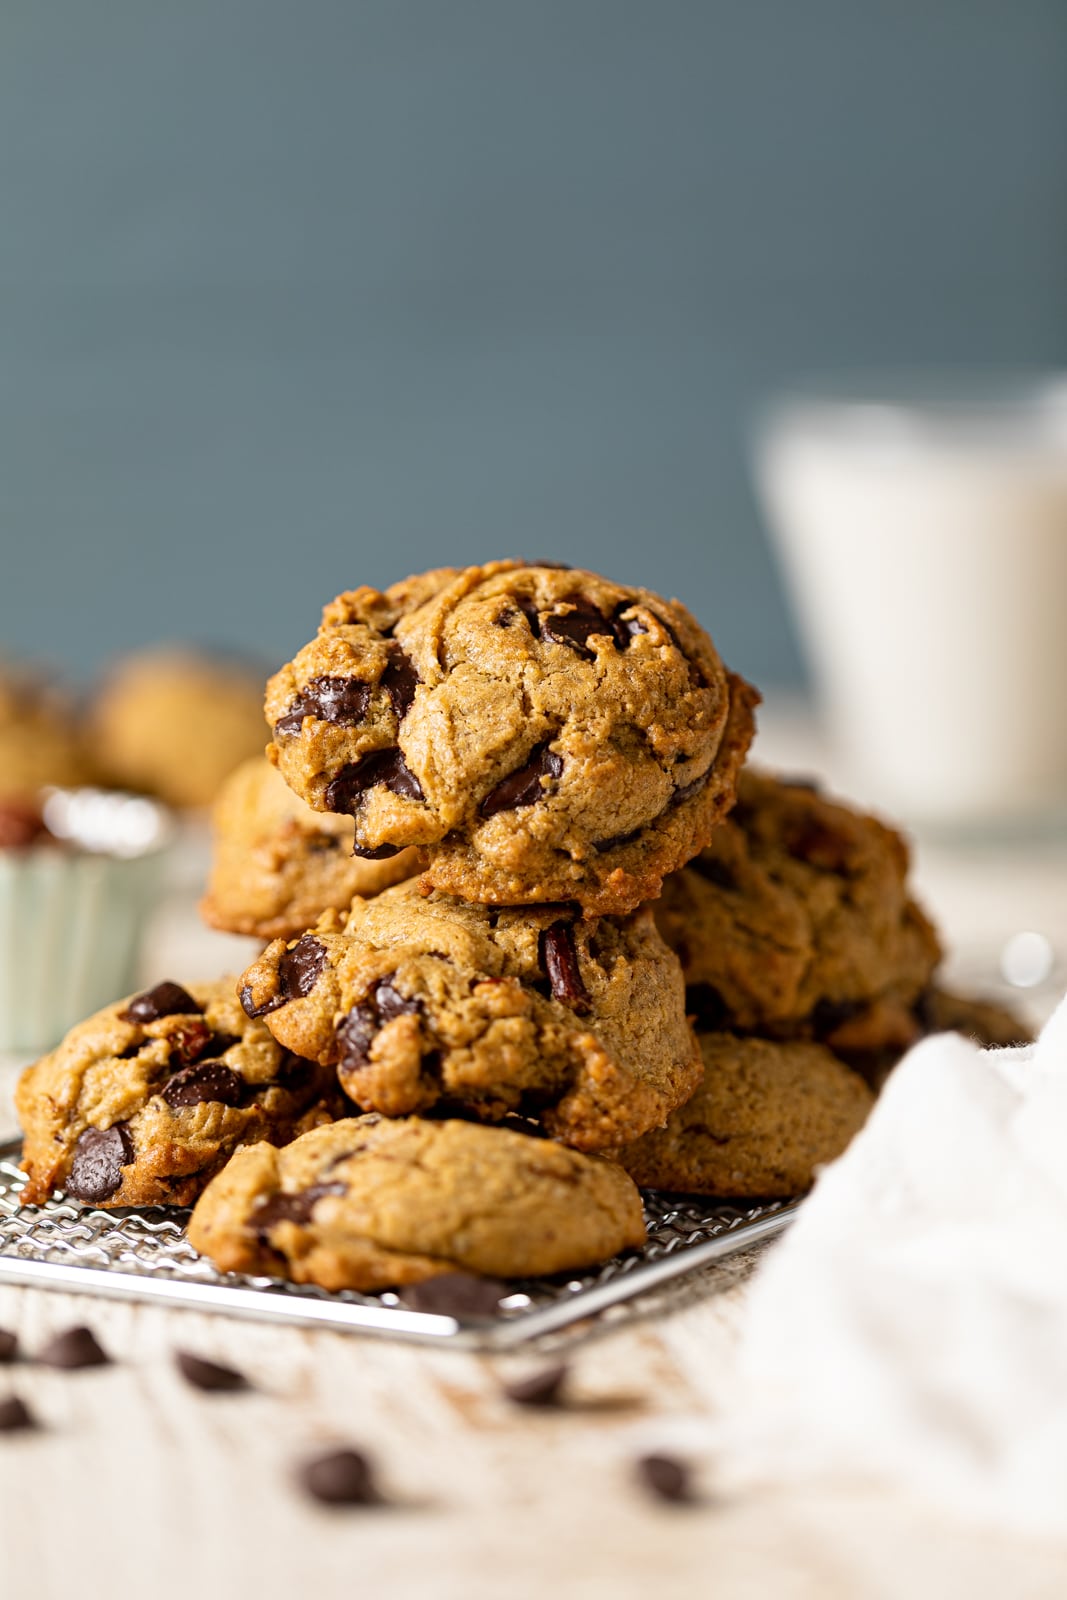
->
[264,560,758,916]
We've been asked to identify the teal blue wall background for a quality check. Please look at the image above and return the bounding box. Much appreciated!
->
[1,2,1065,687]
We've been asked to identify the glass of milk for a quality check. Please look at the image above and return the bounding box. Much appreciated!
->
[754,378,1067,829]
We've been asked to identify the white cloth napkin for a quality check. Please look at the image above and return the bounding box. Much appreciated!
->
[724,994,1067,1537]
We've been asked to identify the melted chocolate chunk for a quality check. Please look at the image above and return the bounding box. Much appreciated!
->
[811,997,866,1034]
[635,1452,694,1503]
[325,748,424,815]
[175,1351,248,1393]
[381,645,419,719]
[161,1062,245,1109]
[399,1273,506,1318]
[275,675,370,736]
[121,982,202,1024]
[480,744,563,818]
[516,595,542,637]
[254,1182,347,1232]
[336,977,422,1073]
[646,610,707,687]
[673,771,709,805]
[594,826,641,853]
[686,983,729,1031]
[241,935,328,1019]
[502,1362,568,1408]
[66,1124,134,1203]
[0,1329,17,1363]
[276,1052,315,1090]
[350,840,406,860]
[610,601,649,648]
[539,923,592,1014]
[299,1448,382,1507]
[541,595,612,659]
[785,820,851,872]
[0,1397,34,1432]
[690,855,736,891]
[37,1326,110,1370]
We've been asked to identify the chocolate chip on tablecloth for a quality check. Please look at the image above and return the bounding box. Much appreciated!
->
[0,1330,18,1364]
[37,1326,110,1370]
[175,1351,249,1393]
[0,1397,35,1432]
[634,1452,694,1504]
[298,1447,382,1507]
[502,1363,568,1408]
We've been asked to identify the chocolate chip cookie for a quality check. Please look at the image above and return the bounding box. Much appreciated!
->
[237,878,702,1150]
[265,562,758,915]
[654,768,941,1036]
[91,648,269,809]
[0,666,95,801]
[201,757,419,941]
[611,1032,874,1197]
[187,1114,647,1289]
[16,979,341,1207]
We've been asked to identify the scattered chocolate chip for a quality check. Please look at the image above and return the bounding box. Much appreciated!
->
[65,1124,134,1203]
[275,675,370,736]
[350,840,406,860]
[610,601,648,648]
[0,1330,17,1363]
[325,748,424,815]
[166,1018,215,1066]
[242,935,329,1018]
[594,827,641,853]
[399,1273,506,1318]
[480,743,563,818]
[686,983,729,1031]
[690,855,736,891]
[0,1397,34,1432]
[37,1326,110,1370]
[162,1062,245,1109]
[541,595,612,659]
[121,981,202,1024]
[502,1363,568,1408]
[254,1182,347,1233]
[381,645,419,720]
[175,1351,248,1392]
[539,923,592,1014]
[336,977,423,1074]
[635,1452,694,1503]
[299,1448,382,1507]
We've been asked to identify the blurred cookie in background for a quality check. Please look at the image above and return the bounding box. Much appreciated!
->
[0,662,95,801]
[201,756,419,942]
[91,647,269,810]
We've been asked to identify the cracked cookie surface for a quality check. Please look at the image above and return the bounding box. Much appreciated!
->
[187,1114,647,1289]
[265,562,757,915]
[612,1032,874,1198]
[16,979,341,1207]
[201,756,419,941]
[654,768,941,1038]
[238,878,702,1151]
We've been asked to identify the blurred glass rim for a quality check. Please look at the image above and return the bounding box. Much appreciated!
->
[752,371,1067,459]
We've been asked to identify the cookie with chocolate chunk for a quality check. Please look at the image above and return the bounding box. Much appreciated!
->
[265,562,757,916]
[201,756,419,941]
[187,1114,647,1290]
[238,878,702,1151]
[654,769,941,1037]
[16,979,341,1207]
[612,1032,874,1197]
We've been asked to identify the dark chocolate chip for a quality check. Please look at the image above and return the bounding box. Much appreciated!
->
[635,1453,694,1503]
[610,601,649,648]
[399,1273,506,1318]
[811,997,866,1034]
[374,979,420,1024]
[275,675,370,736]
[37,1326,110,1370]
[299,1448,381,1507]
[276,1052,315,1090]
[673,771,709,805]
[0,1397,34,1432]
[162,1062,245,1109]
[690,855,736,891]
[381,645,419,720]
[325,748,424,815]
[336,1003,379,1072]
[785,820,851,872]
[0,1330,17,1363]
[65,1124,134,1203]
[522,560,572,570]
[686,983,729,1031]
[541,595,612,659]
[240,934,329,1019]
[206,1032,241,1057]
[253,1181,347,1233]
[646,610,707,687]
[350,840,406,860]
[539,923,592,1014]
[121,981,202,1024]
[480,743,563,818]
[594,827,641,853]
[175,1351,248,1393]
[502,1363,568,1408]
[167,1018,215,1066]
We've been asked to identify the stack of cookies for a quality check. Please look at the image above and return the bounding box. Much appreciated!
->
[15,561,1029,1294]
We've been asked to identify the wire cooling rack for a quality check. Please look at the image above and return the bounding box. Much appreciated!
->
[0,1139,796,1350]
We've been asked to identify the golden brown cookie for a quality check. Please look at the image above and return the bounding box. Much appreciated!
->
[654,769,941,1035]
[238,877,702,1151]
[265,562,757,916]
[201,756,419,940]
[611,1032,874,1197]
[187,1114,647,1290]
[0,666,94,801]
[91,648,268,809]
[16,979,341,1208]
